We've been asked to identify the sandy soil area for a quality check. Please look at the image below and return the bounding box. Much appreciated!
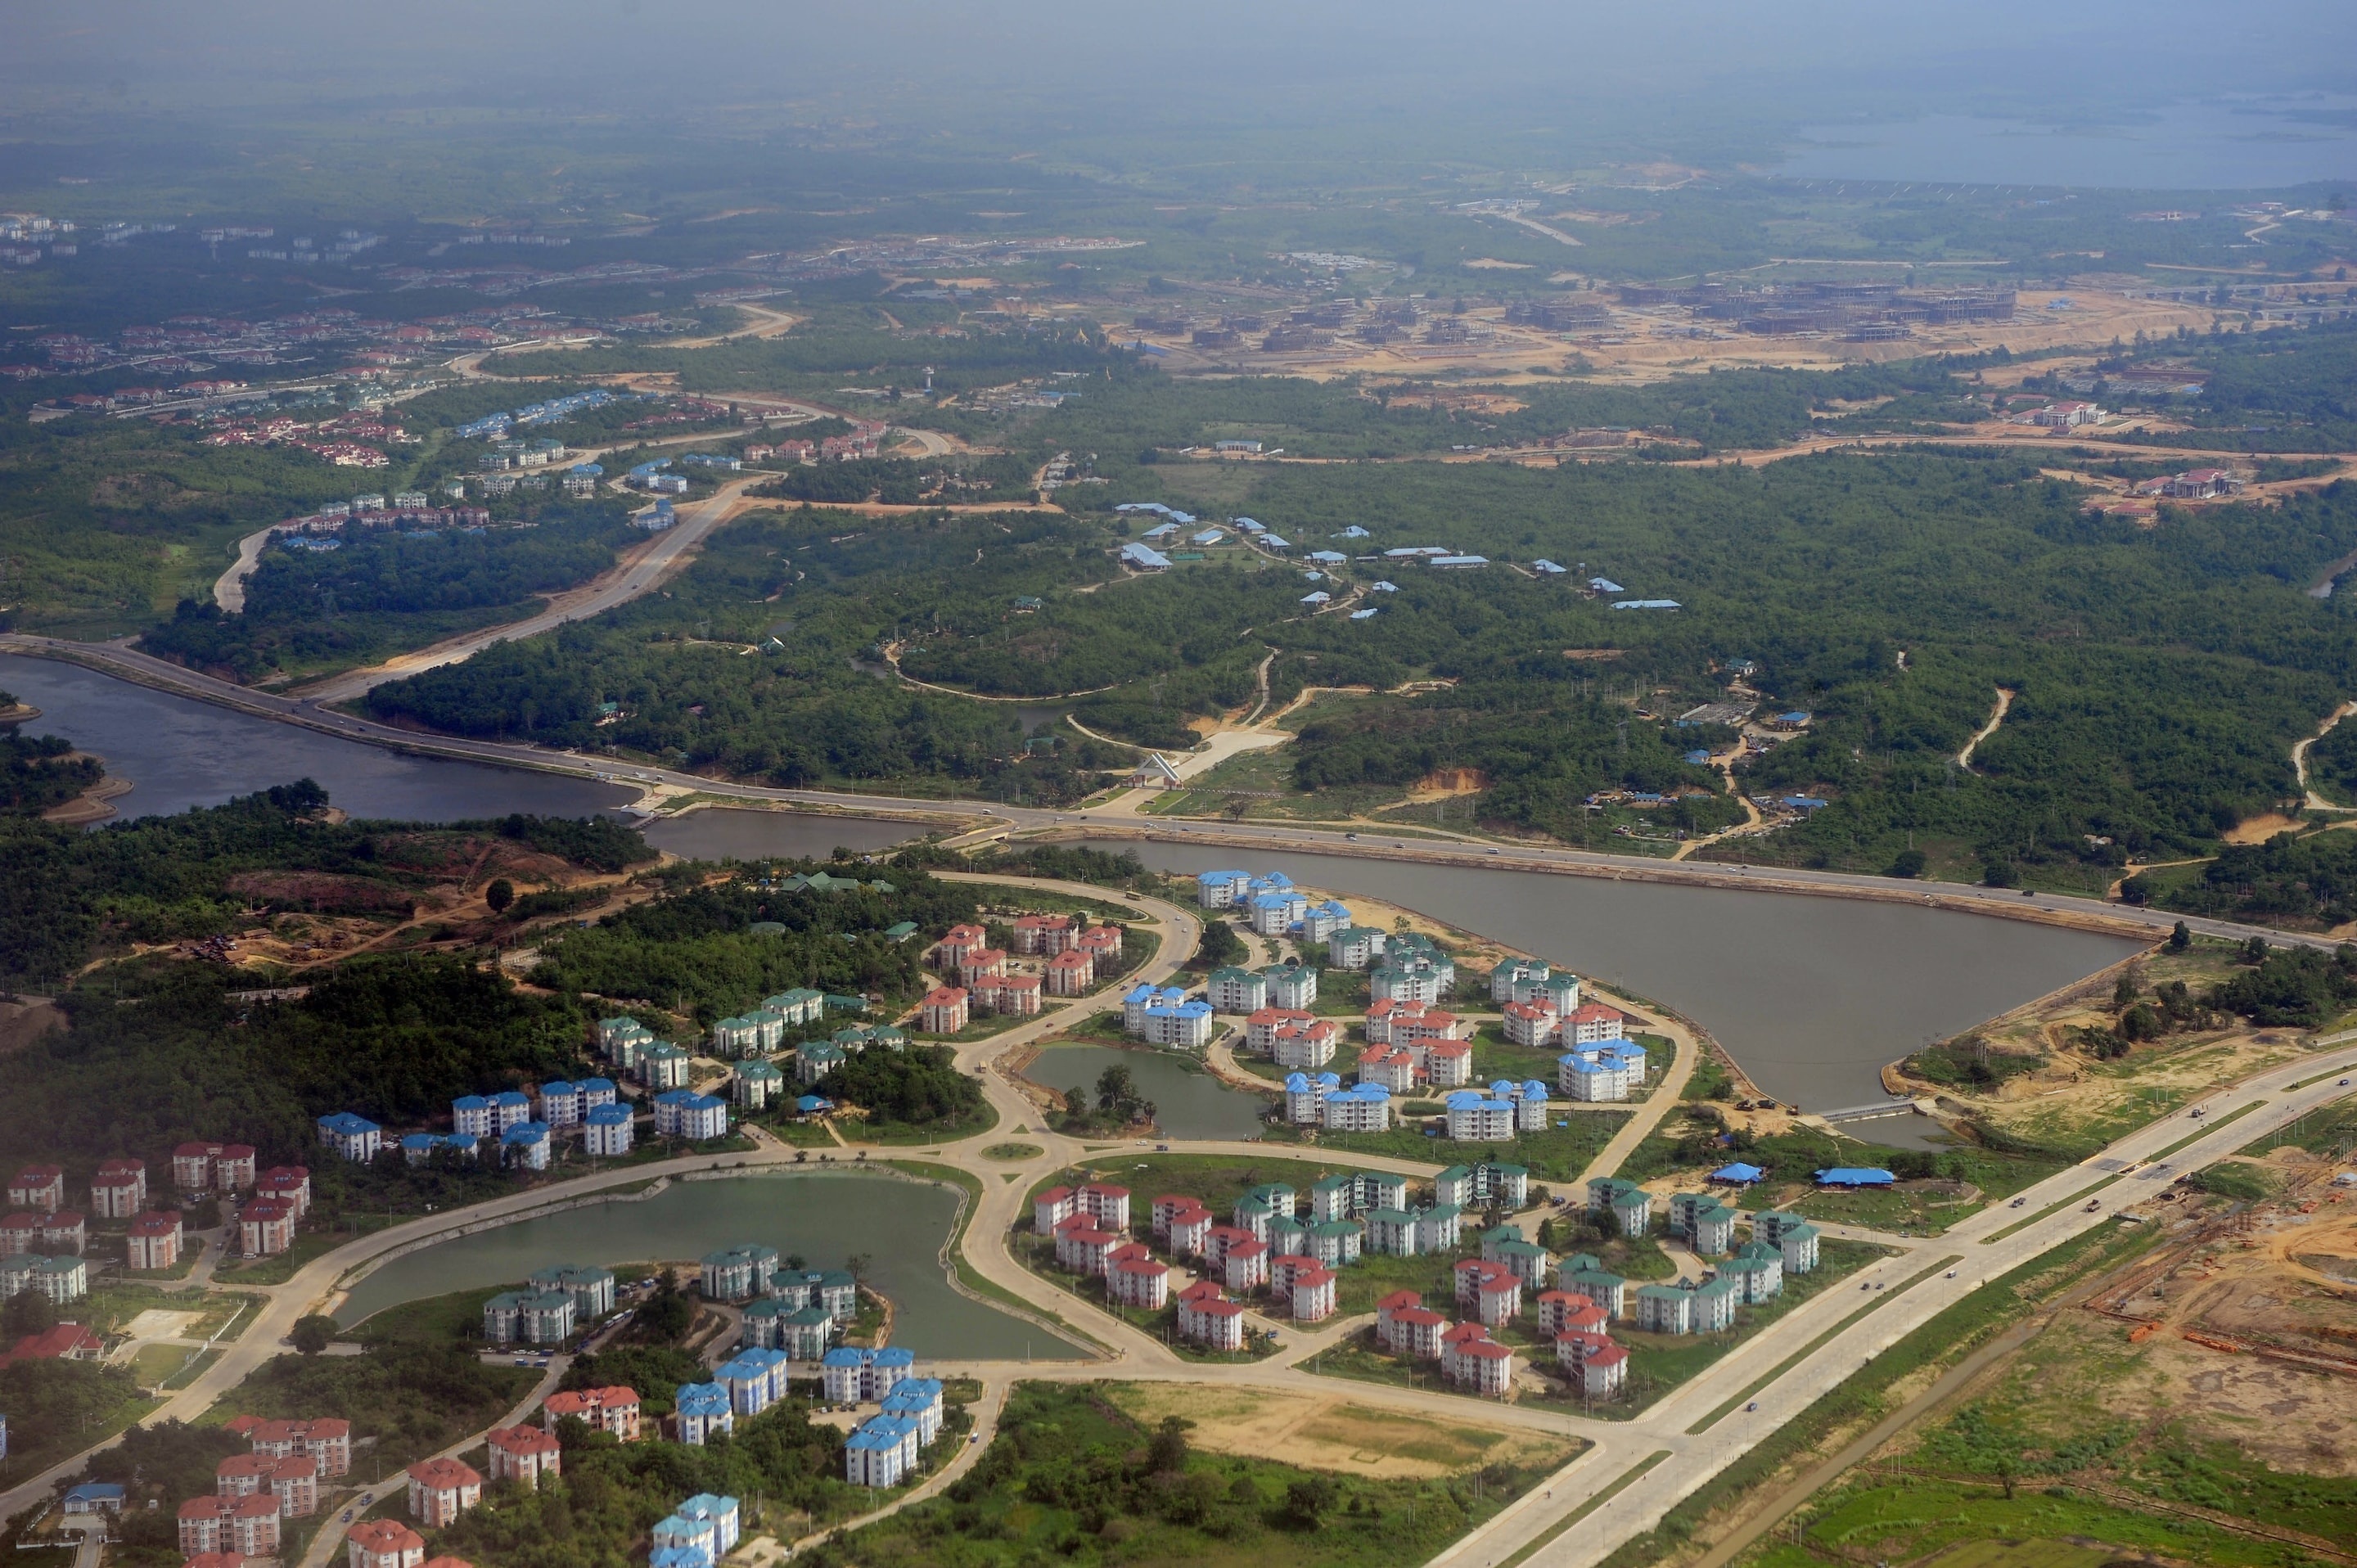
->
[1102,1383,1575,1479]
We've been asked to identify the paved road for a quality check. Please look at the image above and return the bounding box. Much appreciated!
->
[291,475,765,702]
[295,1358,571,1568]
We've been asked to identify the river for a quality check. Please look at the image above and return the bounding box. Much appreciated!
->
[0,654,631,822]
[332,1173,1083,1360]
[1071,840,2143,1117]
[1032,1043,1271,1141]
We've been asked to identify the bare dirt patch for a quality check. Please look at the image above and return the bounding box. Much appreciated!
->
[1405,768,1490,802]
[0,997,65,1055]
[1101,1384,1575,1478]
[2224,812,2304,845]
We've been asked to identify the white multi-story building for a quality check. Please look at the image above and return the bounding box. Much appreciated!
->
[1322,1084,1391,1132]
[314,1113,381,1164]
[1205,966,1268,1013]
[1283,1070,1341,1124]
[584,1103,634,1156]
[1444,1092,1516,1142]
[1272,1020,1341,1069]
[1326,926,1388,971]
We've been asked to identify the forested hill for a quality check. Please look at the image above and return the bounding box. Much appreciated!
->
[357,452,2357,886]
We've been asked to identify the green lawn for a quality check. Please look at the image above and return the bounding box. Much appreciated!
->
[846,1098,1001,1146]
[1317,1112,1627,1185]
[349,1283,511,1345]
[214,1219,396,1285]
[831,1380,1553,1568]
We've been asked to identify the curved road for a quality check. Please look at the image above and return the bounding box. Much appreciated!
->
[3,850,2352,1568]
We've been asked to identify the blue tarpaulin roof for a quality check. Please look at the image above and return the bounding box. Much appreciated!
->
[1710,1163,1764,1183]
[1814,1167,1896,1187]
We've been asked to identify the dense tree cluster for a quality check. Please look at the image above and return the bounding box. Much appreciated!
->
[145,507,634,681]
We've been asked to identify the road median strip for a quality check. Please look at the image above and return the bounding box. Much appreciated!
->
[1977,1180,2117,1245]
[2139,1097,2261,1162]
[1494,1450,1673,1568]
[1687,1254,1963,1433]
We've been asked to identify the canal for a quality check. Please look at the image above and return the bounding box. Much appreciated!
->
[332,1172,1084,1360]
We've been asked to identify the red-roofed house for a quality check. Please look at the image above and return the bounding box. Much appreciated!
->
[239,1196,296,1258]
[1562,1003,1626,1044]
[217,1453,273,1498]
[1010,913,1072,954]
[486,1426,562,1489]
[955,948,1008,989]
[406,1458,481,1526]
[268,1455,321,1516]
[917,986,969,1034]
[179,1495,233,1555]
[1222,1237,1270,1293]
[931,924,989,968]
[1077,1183,1130,1231]
[1033,1186,1077,1232]
[1443,1331,1517,1398]
[1288,1265,1337,1322]
[38,1211,85,1255]
[229,1494,283,1556]
[173,1142,257,1193]
[256,1166,312,1218]
[7,1166,64,1214]
[349,1519,428,1568]
[89,1159,146,1219]
[127,1210,183,1271]
[1108,1255,1169,1309]
[1381,1304,1448,1359]
[1177,1290,1246,1351]
[0,1214,32,1255]
[1044,949,1095,996]
[2,1322,104,1367]
[543,1386,640,1442]
[1423,1038,1473,1086]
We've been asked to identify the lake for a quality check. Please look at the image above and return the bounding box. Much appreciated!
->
[1032,1043,1271,1141]
[1778,101,2357,188]
[9,651,2144,1116]
[1072,840,2143,1115]
[0,654,631,823]
[332,1172,1084,1361]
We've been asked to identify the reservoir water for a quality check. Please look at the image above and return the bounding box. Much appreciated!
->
[1074,840,2144,1115]
[642,809,922,862]
[1033,1043,1271,1141]
[0,654,630,823]
[332,1173,1084,1360]
[11,652,2143,1119]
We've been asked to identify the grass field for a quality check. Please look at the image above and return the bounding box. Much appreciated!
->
[1317,1113,1626,1184]
[827,1380,1558,1568]
[1102,1383,1577,1480]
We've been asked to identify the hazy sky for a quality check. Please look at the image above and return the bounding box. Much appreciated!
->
[7,0,2353,138]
